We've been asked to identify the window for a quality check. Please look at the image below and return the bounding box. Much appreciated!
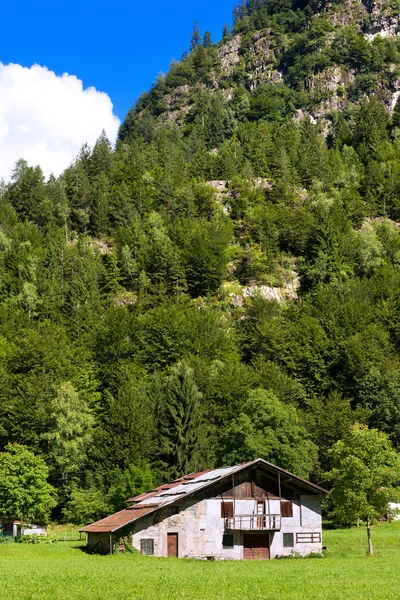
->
[221,501,234,518]
[283,533,294,548]
[168,506,180,516]
[281,501,293,518]
[222,534,234,548]
[296,532,321,544]
[140,538,154,555]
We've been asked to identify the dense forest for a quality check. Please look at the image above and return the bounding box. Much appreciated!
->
[2,0,400,523]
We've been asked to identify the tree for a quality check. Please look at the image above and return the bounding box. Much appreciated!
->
[0,444,56,523]
[306,391,368,474]
[62,481,109,524]
[6,160,47,223]
[178,216,233,297]
[354,97,389,163]
[218,389,318,478]
[158,362,204,480]
[326,424,400,555]
[203,30,212,47]
[107,463,154,512]
[103,375,155,471]
[41,382,94,484]
[190,21,202,52]
[222,23,232,41]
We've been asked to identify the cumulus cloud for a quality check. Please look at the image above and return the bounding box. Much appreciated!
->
[0,63,121,181]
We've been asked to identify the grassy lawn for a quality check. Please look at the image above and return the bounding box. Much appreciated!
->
[1,523,400,600]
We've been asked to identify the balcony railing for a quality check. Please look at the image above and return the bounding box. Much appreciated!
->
[225,514,281,531]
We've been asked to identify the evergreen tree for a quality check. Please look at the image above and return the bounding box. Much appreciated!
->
[190,20,202,52]
[158,362,204,480]
[203,30,212,47]
[222,23,232,40]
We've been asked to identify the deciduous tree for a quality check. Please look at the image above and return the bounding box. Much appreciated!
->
[0,444,56,523]
[326,424,400,555]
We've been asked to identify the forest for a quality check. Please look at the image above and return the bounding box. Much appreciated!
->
[2,0,400,524]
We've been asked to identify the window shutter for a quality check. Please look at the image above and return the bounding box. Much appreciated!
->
[281,501,293,518]
[221,501,234,518]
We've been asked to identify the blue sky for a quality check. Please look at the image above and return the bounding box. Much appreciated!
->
[1,0,235,121]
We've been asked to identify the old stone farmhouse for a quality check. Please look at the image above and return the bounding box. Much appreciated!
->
[81,458,327,559]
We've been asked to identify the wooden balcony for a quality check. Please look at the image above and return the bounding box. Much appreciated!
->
[224,515,281,531]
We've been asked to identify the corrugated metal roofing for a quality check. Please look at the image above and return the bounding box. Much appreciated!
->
[81,459,328,534]
[80,505,162,533]
[127,469,212,503]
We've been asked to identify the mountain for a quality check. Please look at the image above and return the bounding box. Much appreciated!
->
[121,0,400,139]
[1,0,400,523]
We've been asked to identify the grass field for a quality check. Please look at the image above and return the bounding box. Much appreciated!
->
[1,523,400,600]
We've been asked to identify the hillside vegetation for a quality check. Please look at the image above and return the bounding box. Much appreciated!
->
[2,0,400,521]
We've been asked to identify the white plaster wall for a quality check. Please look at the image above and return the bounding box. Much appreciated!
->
[271,495,322,557]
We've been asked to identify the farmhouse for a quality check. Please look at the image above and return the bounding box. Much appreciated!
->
[81,458,327,559]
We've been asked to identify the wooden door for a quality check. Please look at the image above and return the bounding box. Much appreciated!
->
[257,501,265,529]
[167,533,178,558]
[244,533,270,559]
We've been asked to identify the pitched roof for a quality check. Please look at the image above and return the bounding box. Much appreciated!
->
[127,469,213,503]
[80,459,327,534]
[80,505,164,534]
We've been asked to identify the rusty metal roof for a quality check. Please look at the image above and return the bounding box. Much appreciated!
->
[81,459,327,534]
[80,505,163,534]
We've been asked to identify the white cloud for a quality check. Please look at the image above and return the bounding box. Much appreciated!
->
[0,63,121,181]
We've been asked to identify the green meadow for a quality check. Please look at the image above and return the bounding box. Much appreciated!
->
[1,523,400,600]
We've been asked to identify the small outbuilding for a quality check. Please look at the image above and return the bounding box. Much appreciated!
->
[0,519,47,537]
[81,459,327,559]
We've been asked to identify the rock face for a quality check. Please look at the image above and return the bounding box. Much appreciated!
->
[303,66,356,121]
[207,180,229,192]
[329,0,369,29]
[230,274,300,307]
[330,0,400,37]
[218,35,241,75]
[365,0,400,40]
[245,29,283,90]
[306,66,355,96]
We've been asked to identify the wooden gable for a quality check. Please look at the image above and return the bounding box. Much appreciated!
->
[196,466,302,501]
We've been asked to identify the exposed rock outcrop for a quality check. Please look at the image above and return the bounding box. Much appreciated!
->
[218,35,241,75]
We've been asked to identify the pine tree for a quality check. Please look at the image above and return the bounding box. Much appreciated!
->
[222,23,232,40]
[190,20,202,52]
[158,362,203,480]
[203,30,212,47]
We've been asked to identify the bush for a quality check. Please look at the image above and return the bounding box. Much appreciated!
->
[15,534,57,544]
